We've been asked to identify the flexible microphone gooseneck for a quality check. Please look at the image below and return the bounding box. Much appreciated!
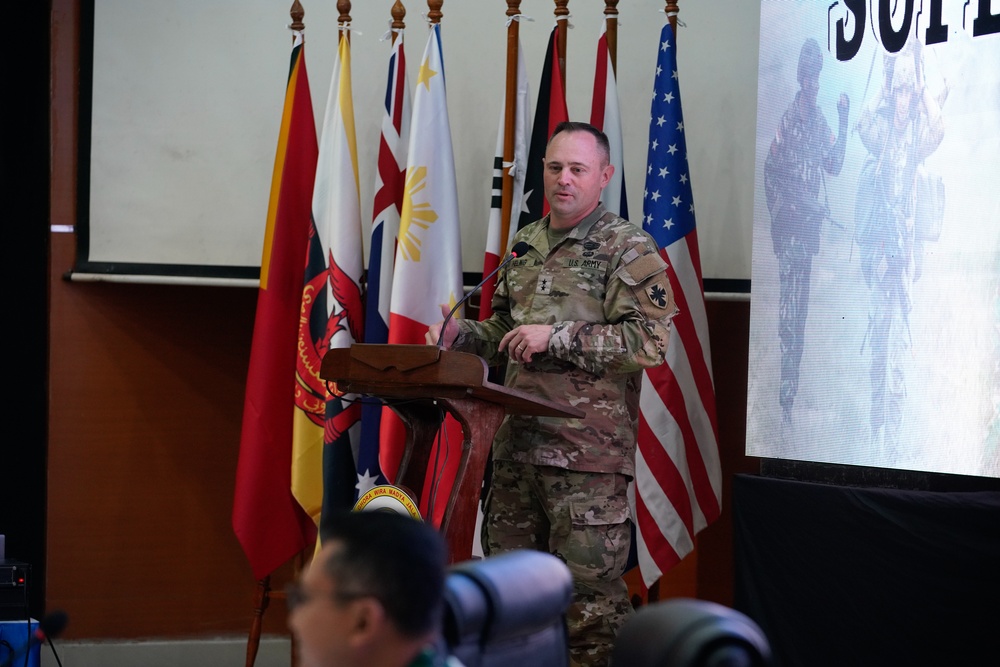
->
[436,241,530,347]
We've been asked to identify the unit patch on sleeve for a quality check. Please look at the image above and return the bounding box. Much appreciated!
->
[616,251,673,315]
[646,282,671,309]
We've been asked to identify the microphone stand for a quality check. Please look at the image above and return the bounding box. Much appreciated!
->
[436,242,529,347]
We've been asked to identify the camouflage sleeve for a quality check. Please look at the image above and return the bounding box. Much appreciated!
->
[451,277,516,367]
[548,244,677,376]
[763,119,783,215]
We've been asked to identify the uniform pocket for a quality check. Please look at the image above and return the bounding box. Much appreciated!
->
[567,494,631,580]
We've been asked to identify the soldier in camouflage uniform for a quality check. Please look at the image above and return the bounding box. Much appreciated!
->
[855,46,944,456]
[428,122,676,667]
[764,38,849,423]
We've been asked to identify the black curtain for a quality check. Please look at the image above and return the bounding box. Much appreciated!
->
[733,474,1000,666]
[0,1,51,619]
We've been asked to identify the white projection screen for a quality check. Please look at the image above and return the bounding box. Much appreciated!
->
[747,0,1000,479]
[75,0,761,286]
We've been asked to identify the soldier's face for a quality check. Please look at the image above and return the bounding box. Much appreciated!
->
[542,130,613,230]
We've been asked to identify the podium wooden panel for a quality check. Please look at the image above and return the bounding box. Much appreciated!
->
[320,344,583,562]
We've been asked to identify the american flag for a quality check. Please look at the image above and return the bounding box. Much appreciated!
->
[634,21,723,588]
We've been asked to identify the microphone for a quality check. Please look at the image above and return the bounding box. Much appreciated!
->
[436,241,529,347]
[0,611,68,667]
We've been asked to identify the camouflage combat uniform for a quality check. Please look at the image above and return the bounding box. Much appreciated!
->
[453,204,676,667]
[855,66,944,455]
[764,90,847,422]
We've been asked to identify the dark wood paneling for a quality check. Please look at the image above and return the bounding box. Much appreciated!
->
[696,298,759,607]
[49,0,295,639]
[47,234,298,638]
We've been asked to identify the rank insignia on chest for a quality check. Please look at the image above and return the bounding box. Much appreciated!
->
[536,272,553,295]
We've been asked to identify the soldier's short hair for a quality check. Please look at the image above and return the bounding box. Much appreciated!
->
[318,510,447,638]
[550,121,611,166]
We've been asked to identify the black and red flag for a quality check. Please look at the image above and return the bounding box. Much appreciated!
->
[517,24,569,230]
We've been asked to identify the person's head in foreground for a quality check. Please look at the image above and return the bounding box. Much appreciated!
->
[288,510,448,667]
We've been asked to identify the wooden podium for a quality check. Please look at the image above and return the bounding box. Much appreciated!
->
[321,344,584,562]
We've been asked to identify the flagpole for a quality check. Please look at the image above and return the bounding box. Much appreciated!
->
[555,0,569,88]
[499,0,522,257]
[391,0,406,45]
[245,1,312,663]
[289,0,304,33]
[427,0,442,24]
[338,0,351,26]
[604,0,619,75]
[666,0,679,36]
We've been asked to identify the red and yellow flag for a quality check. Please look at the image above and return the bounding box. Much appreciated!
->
[233,30,318,580]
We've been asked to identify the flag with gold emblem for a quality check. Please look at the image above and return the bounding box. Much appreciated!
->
[293,28,364,529]
[381,23,464,525]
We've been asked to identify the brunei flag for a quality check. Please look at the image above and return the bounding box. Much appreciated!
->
[293,29,365,529]
[233,29,318,580]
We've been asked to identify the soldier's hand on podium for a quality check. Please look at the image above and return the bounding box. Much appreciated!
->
[426,304,459,348]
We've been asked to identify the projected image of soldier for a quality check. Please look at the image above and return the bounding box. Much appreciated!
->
[764,38,849,424]
[854,41,945,456]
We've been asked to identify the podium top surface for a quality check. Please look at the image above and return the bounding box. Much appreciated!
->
[321,344,584,419]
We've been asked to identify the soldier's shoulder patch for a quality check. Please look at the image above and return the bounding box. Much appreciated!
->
[645,280,673,312]
[619,251,667,286]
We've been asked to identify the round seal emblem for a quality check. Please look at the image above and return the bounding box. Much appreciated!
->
[352,484,422,520]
